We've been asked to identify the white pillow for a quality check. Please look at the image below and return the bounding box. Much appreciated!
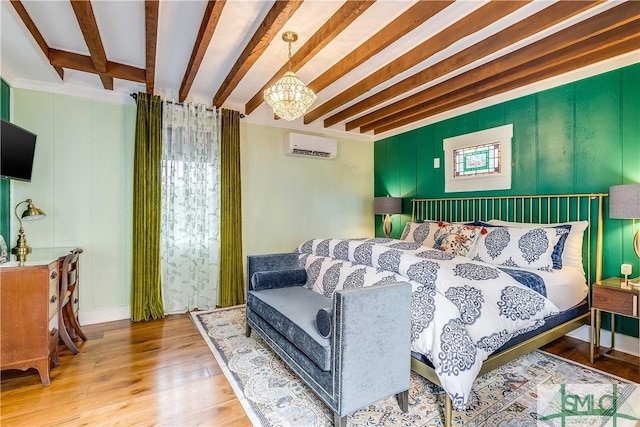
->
[487,220,588,269]
[400,221,443,248]
[468,226,561,271]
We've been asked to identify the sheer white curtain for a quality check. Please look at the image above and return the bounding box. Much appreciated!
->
[161,101,220,313]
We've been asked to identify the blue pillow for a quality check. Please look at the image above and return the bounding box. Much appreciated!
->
[316,307,332,338]
[250,268,307,291]
[551,224,571,269]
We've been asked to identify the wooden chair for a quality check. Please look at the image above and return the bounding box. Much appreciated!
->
[58,249,86,354]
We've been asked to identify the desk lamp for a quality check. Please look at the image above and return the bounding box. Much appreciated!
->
[374,196,402,238]
[11,198,46,265]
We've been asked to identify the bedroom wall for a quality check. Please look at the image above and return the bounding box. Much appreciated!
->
[0,79,10,242]
[10,88,135,324]
[374,62,640,340]
[6,90,374,323]
[241,122,374,256]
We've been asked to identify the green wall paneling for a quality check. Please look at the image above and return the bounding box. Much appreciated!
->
[1,79,10,243]
[374,63,640,337]
[575,71,621,193]
[505,96,537,195]
[537,86,575,194]
[414,126,435,199]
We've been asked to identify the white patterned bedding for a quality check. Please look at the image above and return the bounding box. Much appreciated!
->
[295,237,560,410]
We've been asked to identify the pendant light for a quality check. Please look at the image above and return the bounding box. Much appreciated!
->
[263,31,317,121]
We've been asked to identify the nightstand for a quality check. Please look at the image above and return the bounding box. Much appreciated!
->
[590,277,640,363]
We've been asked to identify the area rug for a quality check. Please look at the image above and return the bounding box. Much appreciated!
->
[191,307,639,427]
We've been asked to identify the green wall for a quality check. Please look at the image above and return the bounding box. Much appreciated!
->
[1,79,10,243]
[375,63,640,337]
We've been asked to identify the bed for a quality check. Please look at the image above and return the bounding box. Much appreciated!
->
[295,193,606,427]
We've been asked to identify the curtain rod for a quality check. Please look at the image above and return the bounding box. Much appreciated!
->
[129,93,244,118]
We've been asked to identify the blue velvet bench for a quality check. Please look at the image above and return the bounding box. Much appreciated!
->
[245,253,412,427]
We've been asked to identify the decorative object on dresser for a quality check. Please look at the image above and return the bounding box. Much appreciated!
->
[263,31,317,121]
[10,198,46,265]
[590,277,640,365]
[374,195,402,238]
[0,247,82,385]
[609,184,640,260]
[58,249,86,354]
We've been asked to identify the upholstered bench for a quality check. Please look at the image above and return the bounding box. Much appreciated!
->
[245,253,412,427]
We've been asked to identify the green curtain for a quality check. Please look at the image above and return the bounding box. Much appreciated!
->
[1,79,11,243]
[218,109,245,306]
[131,92,165,321]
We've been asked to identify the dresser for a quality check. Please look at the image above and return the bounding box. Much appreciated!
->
[0,247,80,385]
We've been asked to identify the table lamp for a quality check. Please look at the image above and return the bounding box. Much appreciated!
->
[609,184,640,283]
[11,198,46,265]
[374,196,402,238]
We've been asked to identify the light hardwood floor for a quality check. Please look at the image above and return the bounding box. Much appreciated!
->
[1,313,638,426]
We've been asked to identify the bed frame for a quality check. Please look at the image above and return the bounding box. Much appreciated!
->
[409,193,606,427]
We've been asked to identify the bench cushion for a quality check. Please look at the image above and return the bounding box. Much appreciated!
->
[247,287,332,372]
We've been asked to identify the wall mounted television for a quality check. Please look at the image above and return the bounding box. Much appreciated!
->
[1,119,37,182]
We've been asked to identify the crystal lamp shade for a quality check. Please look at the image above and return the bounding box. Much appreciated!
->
[263,71,317,121]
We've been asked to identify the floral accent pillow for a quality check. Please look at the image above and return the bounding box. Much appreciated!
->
[433,224,483,257]
[468,226,561,271]
[400,221,445,248]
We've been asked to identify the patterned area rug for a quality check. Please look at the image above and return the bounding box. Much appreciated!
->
[191,307,638,427]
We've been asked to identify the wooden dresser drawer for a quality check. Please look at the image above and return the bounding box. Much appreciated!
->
[593,285,639,318]
[48,263,59,320]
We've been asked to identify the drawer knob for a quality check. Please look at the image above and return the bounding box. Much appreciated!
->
[50,295,57,303]
[50,271,58,280]
[50,328,58,336]
[74,298,79,304]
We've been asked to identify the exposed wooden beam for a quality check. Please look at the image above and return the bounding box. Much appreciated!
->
[212,0,303,107]
[307,1,452,95]
[303,1,530,124]
[145,0,160,94]
[372,28,640,135]
[179,0,226,101]
[333,0,602,130]
[9,0,63,80]
[244,0,375,115]
[49,49,146,83]
[70,0,112,89]
[350,3,639,132]
[374,34,640,135]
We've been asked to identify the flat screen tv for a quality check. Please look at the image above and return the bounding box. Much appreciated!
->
[1,119,37,182]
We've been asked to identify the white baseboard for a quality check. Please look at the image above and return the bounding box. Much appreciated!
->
[79,306,130,326]
[567,325,640,357]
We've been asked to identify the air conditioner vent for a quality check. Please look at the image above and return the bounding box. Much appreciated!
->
[285,133,337,159]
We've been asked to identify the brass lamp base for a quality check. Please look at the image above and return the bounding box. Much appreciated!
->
[383,214,393,238]
[11,228,31,265]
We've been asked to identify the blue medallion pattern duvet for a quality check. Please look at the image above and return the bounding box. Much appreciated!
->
[296,238,560,410]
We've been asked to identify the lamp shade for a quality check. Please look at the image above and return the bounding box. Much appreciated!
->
[20,200,46,221]
[374,196,402,215]
[609,184,640,219]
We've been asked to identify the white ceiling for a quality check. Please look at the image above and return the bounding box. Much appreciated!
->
[1,0,638,140]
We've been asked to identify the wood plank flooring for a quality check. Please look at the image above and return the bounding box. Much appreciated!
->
[1,313,638,426]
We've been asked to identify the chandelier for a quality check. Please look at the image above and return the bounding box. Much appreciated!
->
[264,31,317,121]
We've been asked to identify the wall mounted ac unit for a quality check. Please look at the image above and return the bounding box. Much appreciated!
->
[285,132,337,159]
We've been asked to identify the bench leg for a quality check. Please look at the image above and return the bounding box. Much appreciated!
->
[396,389,409,412]
[333,413,346,427]
[245,323,251,338]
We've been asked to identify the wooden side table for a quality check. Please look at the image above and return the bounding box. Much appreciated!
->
[590,277,640,363]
